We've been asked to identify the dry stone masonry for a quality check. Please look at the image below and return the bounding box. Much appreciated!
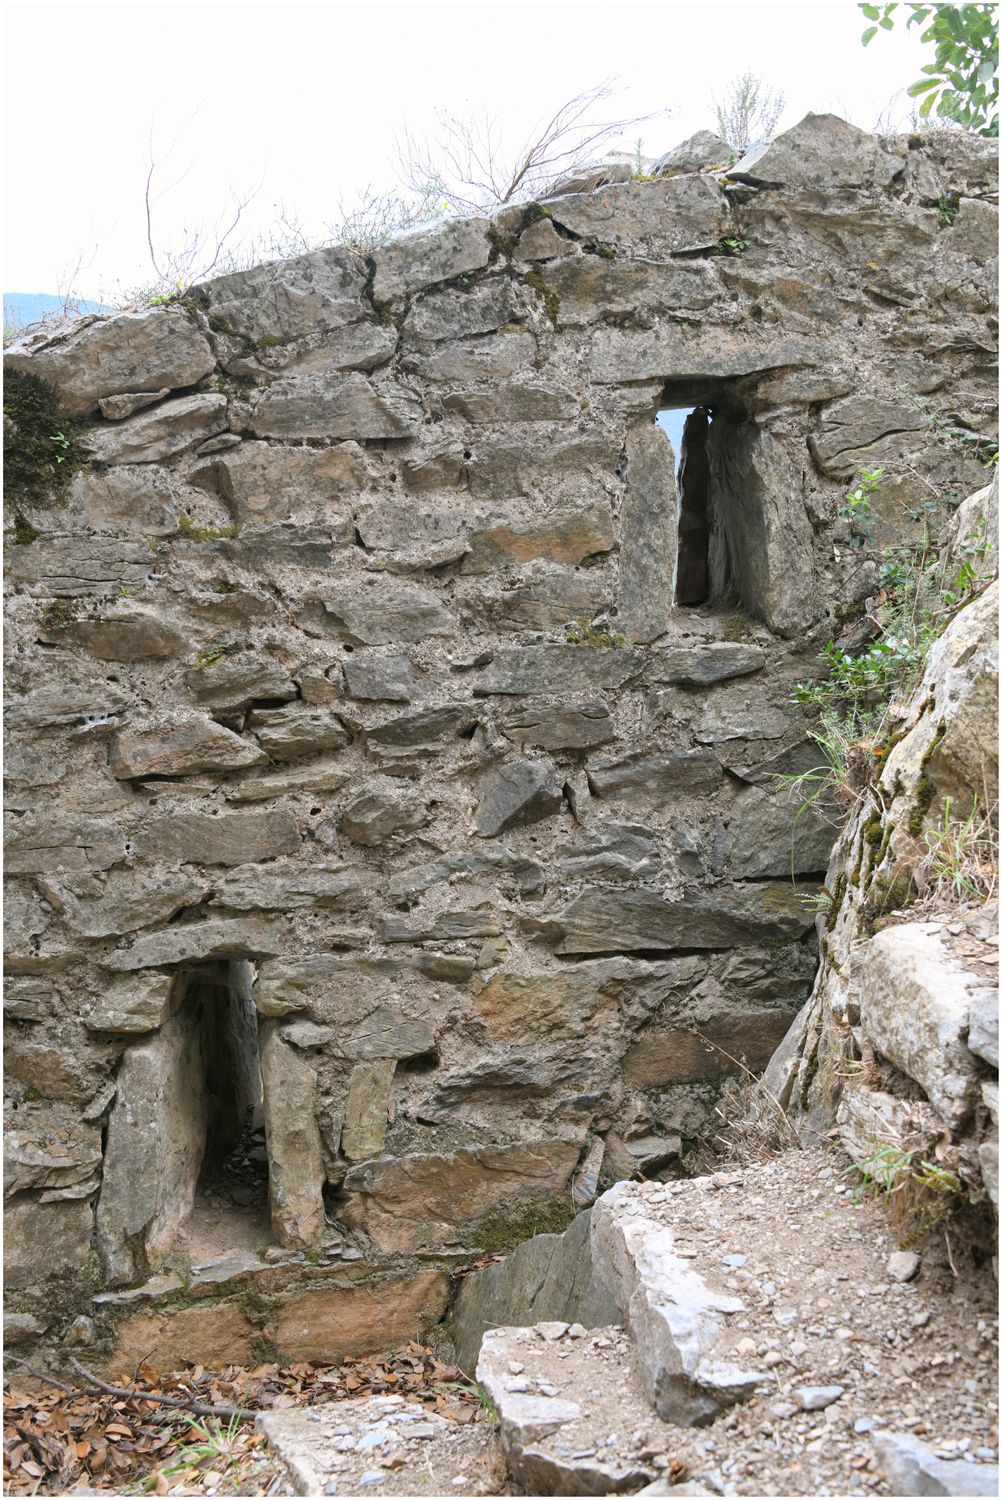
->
[3,114,998,1366]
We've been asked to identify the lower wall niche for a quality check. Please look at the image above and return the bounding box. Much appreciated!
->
[95,959,266,1285]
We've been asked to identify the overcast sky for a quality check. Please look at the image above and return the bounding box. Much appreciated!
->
[5,0,934,300]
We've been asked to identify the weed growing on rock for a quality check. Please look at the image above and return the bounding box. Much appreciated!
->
[3,369,86,515]
[918,793,999,905]
[845,1143,986,1253]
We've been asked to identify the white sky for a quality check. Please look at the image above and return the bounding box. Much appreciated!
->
[4,0,934,300]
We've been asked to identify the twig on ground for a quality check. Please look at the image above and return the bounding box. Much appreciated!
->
[66,1356,252,1422]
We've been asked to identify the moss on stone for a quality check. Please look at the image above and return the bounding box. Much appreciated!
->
[523,270,560,327]
[39,598,81,635]
[178,514,240,542]
[907,719,947,837]
[3,370,85,513]
[488,226,518,261]
[564,621,626,648]
[473,1195,576,1255]
[9,511,41,546]
[721,612,755,642]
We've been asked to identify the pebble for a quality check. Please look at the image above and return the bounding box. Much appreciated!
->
[795,1386,845,1411]
[357,1473,385,1487]
[536,1320,569,1340]
[770,1402,799,1420]
[723,1254,749,1268]
[888,1251,921,1283]
[567,1323,587,1338]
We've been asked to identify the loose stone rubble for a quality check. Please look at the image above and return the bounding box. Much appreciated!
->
[3,112,998,1383]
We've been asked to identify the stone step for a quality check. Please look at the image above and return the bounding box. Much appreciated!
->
[476,1322,676,1495]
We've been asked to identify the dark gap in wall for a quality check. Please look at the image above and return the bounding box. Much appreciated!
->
[676,406,714,607]
[183,960,267,1215]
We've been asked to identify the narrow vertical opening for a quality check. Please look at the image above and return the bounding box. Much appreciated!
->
[187,959,270,1256]
[675,405,714,606]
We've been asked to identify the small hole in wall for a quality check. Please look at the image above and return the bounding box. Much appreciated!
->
[656,401,716,609]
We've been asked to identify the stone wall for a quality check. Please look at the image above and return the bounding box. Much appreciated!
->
[3,114,998,1353]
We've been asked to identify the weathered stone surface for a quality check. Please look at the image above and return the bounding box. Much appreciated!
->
[589,748,721,799]
[272,321,398,375]
[96,1007,208,1282]
[857,925,983,1130]
[66,603,187,661]
[502,702,615,752]
[469,431,621,499]
[337,1140,579,1252]
[4,1198,94,1288]
[377,910,502,943]
[101,1302,257,1377]
[98,388,171,419]
[266,1276,454,1370]
[405,280,519,342]
[110,714,267,778]
[5,1114,103,1195]
[248,705,350,761]
[726,784,836,879]
[194,440,371,526]
[590,326,823,385]
[547,884,813,954]
[475,646,645,696]
[655,130,731,175]
[67,466,179,536]
[195,246,366,342]
[100,918,286,970]
[343,654,414,702]
[214,863,371,911]
[873,1431,999,1498]
[83,972,177,1033]
[402,330,536,382]
[475,759,564,837]
[591,1182,759,1424]
[465,500,614,572]
[444,382,578,423]
[260,1021,326,1246]
[372,217,492,302]
[6,536,157,597]
[556,822,662,882]
[185,656,299,714]
[39,869,206,938]
[624,1009,796,1087]
[967,988,999,1069]
[387,846,545,901]
[367,702,479,746]
[341,789,430,846]
[515,216,570,260]
[4,1313,48,1342]
[4,307,215,418]
[731,113,905,191]
[85,394,228,464]
[808,395,926,479]
[475,970,618,1040]
[139,808,300,866]
[4,816,126,876]
[487,571,611,632]
[341,1059,396,1160]
[618,421,677,643]
[650,643,766,686]
[319,583,454,643]
[546,257,720,327]
[547,176,725,254]
[225,757,350,803]
[343,1005,437,1062]
[251,373,422,440]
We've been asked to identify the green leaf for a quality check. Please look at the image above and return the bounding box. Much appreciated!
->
[879,13,894,25]
[862,23,879,42]
[907,76,940,93]
[860,2,880,17]
[919,92,938,115]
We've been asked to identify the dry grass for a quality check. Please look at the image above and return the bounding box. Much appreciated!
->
[913,792,999,912]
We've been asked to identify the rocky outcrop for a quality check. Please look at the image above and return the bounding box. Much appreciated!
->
[3,114,998,1345]
[762,481,999,1230]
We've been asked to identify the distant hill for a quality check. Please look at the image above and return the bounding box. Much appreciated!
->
[4,291,111,332]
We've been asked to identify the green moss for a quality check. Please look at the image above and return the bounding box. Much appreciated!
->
[907,719,947,837]
[523,270,560,327]
[590,242,616,259]
[488,226,518,261]
[798,1042,820,1113]
[565,621,626,648]
[864,815,884,849]
[521,203,553,225]
[178,514,240,542]
[191,637,244,669]
[721,612,755,642]
[8,511,40,545]
[39,598,80,635]
[473,1195,576,1255]
[3,370,85,513]
[825,871,848,932]
[255,333,287,350]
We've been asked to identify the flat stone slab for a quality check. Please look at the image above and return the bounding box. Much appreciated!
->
[257,1394,505,1496]
[477,1324,664,1495]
